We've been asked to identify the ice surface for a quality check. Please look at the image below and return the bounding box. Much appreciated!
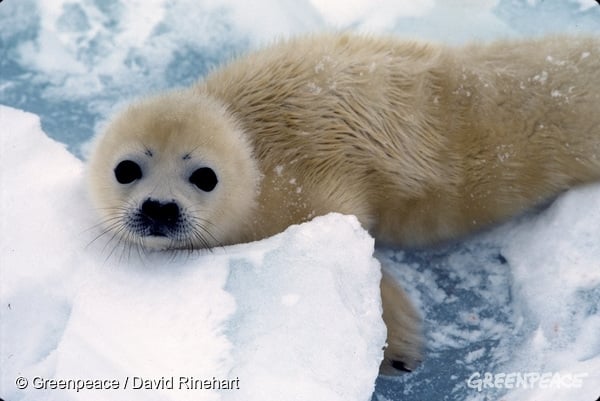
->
[1,1,599,400]
[0,105,385,401]
[373,189,600,401]
[500,186,600,401]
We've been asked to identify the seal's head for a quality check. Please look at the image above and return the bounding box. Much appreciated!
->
[87,90,259,250]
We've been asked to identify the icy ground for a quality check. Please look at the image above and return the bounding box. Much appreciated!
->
[1,1,600,401]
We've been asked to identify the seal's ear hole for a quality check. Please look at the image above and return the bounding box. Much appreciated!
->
[114,160,143,184]
[189,167,218,192]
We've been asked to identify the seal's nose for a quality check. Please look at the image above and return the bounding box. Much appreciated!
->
[141,198,180,225]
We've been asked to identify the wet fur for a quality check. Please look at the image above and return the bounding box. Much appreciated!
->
[88,34,600,374]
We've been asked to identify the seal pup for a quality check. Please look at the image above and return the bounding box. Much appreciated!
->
[88,34,600,374]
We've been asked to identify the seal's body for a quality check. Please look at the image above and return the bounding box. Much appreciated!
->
[204,34,600,247]
[88,34,600,374]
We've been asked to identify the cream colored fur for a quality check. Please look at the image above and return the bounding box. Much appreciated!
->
[88,33,600,374]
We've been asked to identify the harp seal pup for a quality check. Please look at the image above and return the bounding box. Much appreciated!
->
[87,34,600,375]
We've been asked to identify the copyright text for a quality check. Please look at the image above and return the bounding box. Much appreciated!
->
[15,376,240,392]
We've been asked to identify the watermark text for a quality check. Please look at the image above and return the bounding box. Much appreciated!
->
[15,376,240,392]
[466,371,588,392]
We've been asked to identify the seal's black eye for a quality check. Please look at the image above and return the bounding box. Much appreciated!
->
[189,167,218,192]
[114,160,142,184]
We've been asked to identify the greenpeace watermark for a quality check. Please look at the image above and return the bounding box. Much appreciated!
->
[466,371,588,392]
[14,376,240,392]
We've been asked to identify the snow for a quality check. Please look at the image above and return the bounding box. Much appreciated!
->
[374,186,600,400]
[308,0,434,30]
[0,105,385,401]
[1,1,599,401]
[500,186,600,401]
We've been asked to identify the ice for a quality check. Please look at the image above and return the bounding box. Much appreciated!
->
[374,187,600,400]
[0,105,385,400]
[499,185,600,401]
[308,0,434,30]
[225,219,385,401]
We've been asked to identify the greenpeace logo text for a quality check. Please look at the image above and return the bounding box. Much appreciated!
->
[466,371,588,392]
